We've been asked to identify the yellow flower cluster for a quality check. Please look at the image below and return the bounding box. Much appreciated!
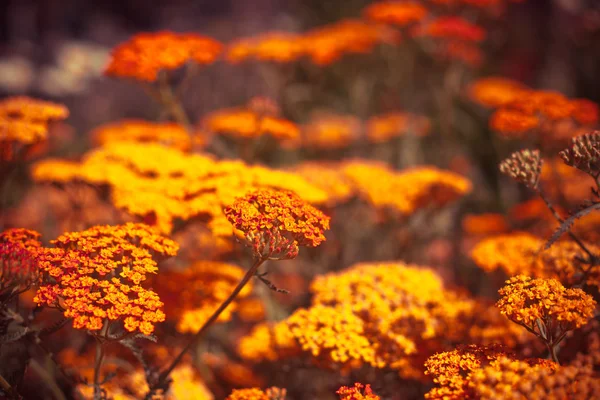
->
[497,275,596,339]
[157,261,253,333]
[237,321,299,363]
[291,162,356,205]
[226,387,286,400]
[341,160,472,216]
[31,142,329,234]
[91,119,192,151]
[468,356,600,399]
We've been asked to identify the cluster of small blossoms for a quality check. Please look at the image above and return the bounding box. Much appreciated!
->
[105,31,222,81]
[0,96,69,161]
[226,387,287,400]
[298,112,362,150]
[0,228,42,294]
[34,223,178,335]
[336,383,380,400]
[559,131,600,178]
[497,275,596,342]
[467,356,600,399]
[224,189,330,260]
[499,149,543,190]
[156,261,253,333]
[91,119,192,151]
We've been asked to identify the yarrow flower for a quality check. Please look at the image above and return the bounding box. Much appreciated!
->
[412,16,486,42]
[497,275,596,358]
[91,119,191,151]
[363,1,428,27]
[300,112,362,150]
[499,149,543,190]
[226,387,287,400]
[34,223,178,335]
[105,31,222,82]
[0,228,41,296]
[366,112,431,143]
[227,32,305,63]
[337,383,380,400]
[559,131,600,178]
[468,77,530,108]
[224,189,330,260]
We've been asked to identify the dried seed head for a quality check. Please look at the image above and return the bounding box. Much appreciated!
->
[499,149,543,190]
[559,131,600,177]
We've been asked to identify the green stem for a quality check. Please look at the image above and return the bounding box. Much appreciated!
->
[145,257,267,398]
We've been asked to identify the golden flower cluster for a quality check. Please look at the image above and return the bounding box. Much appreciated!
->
[226,387,286,400]
[224,189,330,260]
[34,223,178,335]
[31,142,329,235]
[471,233,600,287]
[0,96,69,161]
[91,119,192,151]
[366,112,431,143]
[497,275,596,341]
[237,321,299,363]
[337,383,380,400]
[299,112,362,150]
[341,160,472,216]
[202,104,299,142]
[105,31,222,81]
[157,261,253,333]
[467,356,600,399]
[0,228,42,294]
[291,162,356,205]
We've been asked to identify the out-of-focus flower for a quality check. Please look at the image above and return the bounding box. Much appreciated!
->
[157,261,253,333]
[105,31,222,82]
[412,16,486,42]
[571,99,599,126]
[467,356,599,399]
[0,228,41,296]
[237,321,299,362]
[461,213,509,236]
[0,96,69,122]
[91,119,191,151]
[467,77,530,108]
[227,32,305,63]
[300,112,362,150]
[497,275,596,345]
[292,162,355,205]
[224,189,330,260]
[499,149,543,190]
[342,160,471,217]
[490,108,540,137]
[302,20,400,65]
[226,387,286,400]
[366,112,431,143]
[436,40,483,67]
[559,131,600,178]
[34,223,178,335]
[363,1,428,27]
[237,298,266,323]
[337,383,380,400]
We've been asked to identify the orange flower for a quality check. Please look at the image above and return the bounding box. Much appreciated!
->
[412,16,486,42]
[468,77,530,108]
[105,31,222,81]
[461,213,509,236]
[337,383,380,400]
[227,32,305,63]
[91,119,191,151]
[571,98,599,125]
[497,275,596,345]
[157,261,253,333]
[366,112,431,143]
[226,387,286,400]
[302,20,400,65]
[237,321,299,362]
[34,223,178,335]
[489,108,540,137]
[292,162,355,205]
[301,112,362,149]
[224,189,330,260]
[0,96,69,122]
[363,1,428,27]
[0,228,42,294]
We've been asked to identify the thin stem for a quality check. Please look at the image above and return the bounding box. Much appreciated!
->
[93,322,109,400]
[547,342,560,364]
[145,257,267,398]
[158,72,192,130]
[0,372,18,399]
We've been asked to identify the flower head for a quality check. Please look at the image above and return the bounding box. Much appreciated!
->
[490,108,540,137]
[363,1,428,27]
[34,223,178,335]
[468,77,529,108]
[559,131,600,178]
[366,112,431,143]
[337,383,380,400]
[499,149,543,190]
[227,32,304,63]
[105,31,222,81]
[412,17,486,42]
[226,387,286,400]
[224,189,330,260]
[0,228,41,294]
[301,112,362,150]
[91,119,191,151]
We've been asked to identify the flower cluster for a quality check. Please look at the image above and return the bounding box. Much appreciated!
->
[366,112,431,143]
[227,32,305,64]
[157,261,253,333]
[91,119,192,151]
[337,383,380,400]
[499,149,543,190]
[0,228,41,295]
[224,189,330,260]
[468,77,530,109]
[497,275,596,345]
[226,387,287,400]
[363,2,428,28]
[0,96,69,161]
[105,31,222,81]
[300,112,362,150]
[559,131,600,178]
[34,223,178,334]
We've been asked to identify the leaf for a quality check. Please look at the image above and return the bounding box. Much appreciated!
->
[0,327,28,345]
[545,202,600,249]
